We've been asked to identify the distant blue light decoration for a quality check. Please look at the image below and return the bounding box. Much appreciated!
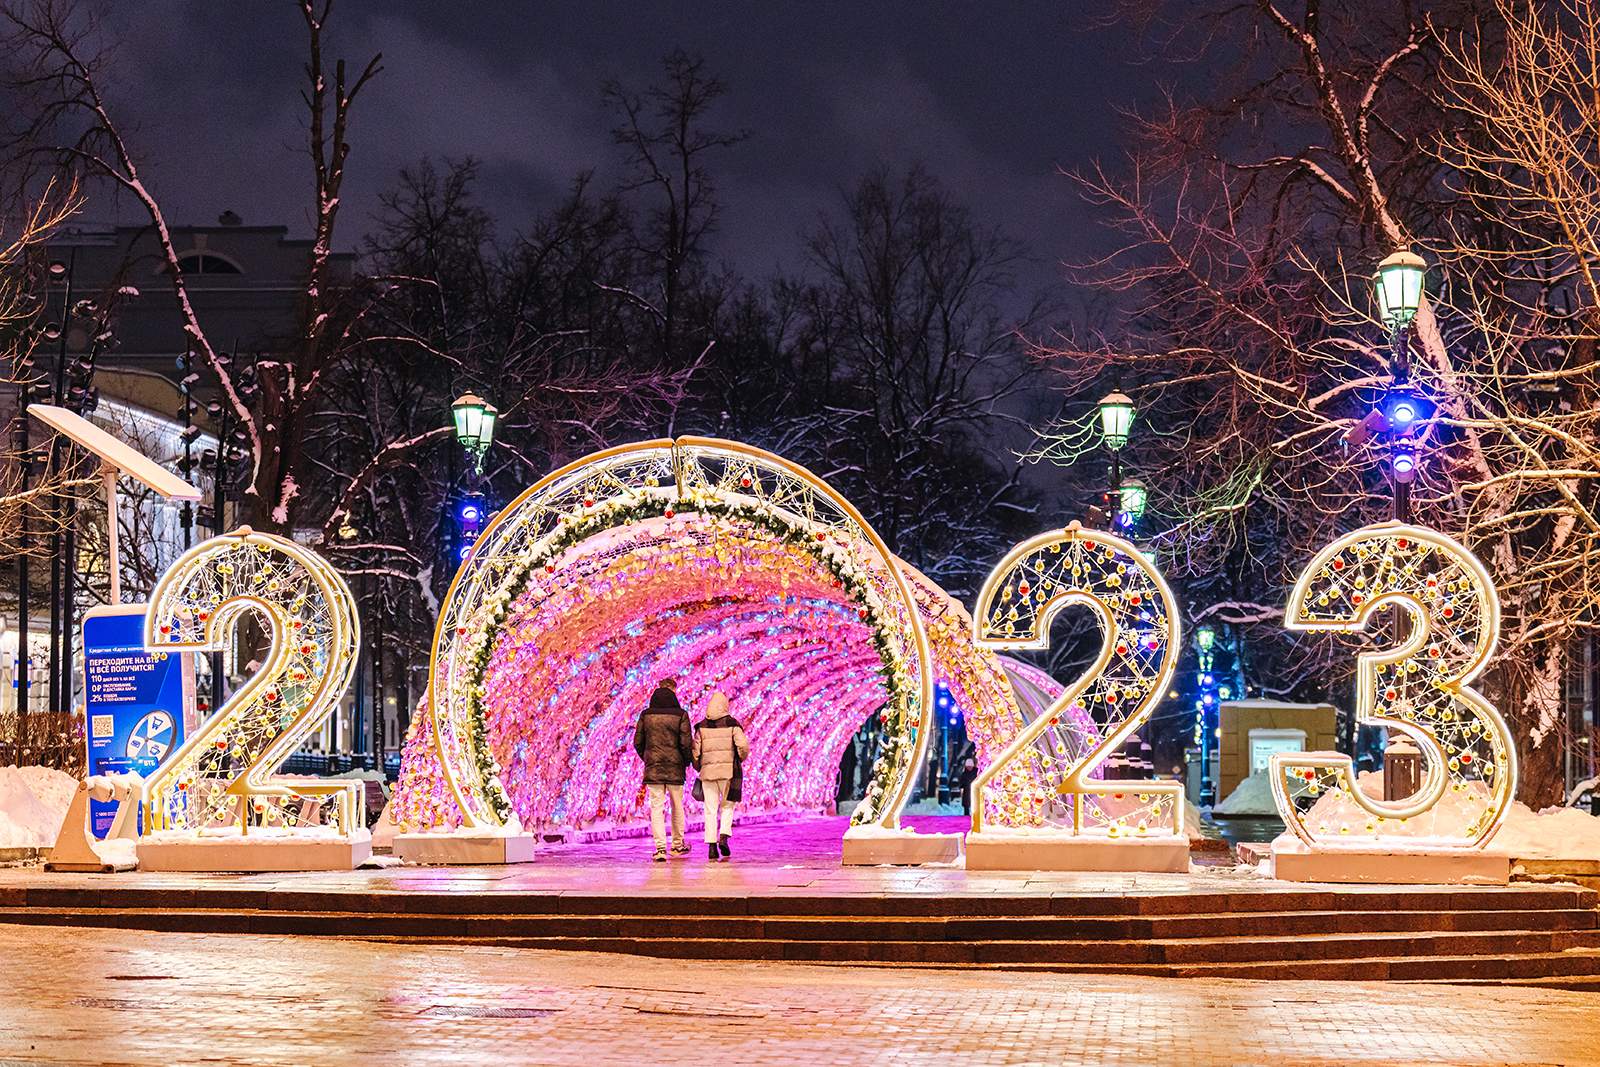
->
[458,495,485,560]
[935,679,958,725]
[1382,388,1434,435]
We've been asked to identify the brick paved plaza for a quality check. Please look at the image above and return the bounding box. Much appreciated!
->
[3,816,1600,1063]
[1,923,1597,1066]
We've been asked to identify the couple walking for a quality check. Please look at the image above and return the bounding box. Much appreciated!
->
[632,678,749,863]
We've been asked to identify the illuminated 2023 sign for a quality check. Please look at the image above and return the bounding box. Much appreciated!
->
[1274,522,1516,847]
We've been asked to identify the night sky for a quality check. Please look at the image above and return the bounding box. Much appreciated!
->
[98,2,1164,293]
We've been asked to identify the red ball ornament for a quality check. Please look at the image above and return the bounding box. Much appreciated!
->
[1333,559,1345,571]
[1018,581,1030,596]
[664,508,675,519]
[1397,537,1409,549]
[1442,606,1455,618]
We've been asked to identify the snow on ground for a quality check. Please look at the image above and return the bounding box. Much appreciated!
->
[1492,803,1600,860]
[0,766,73,848]
[1264,768,1600,858]
[1214,769,1313,816]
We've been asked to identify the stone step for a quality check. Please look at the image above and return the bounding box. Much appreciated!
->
[313,935,1600,982]
[1,905,1594,943]
[2,883,1593,918]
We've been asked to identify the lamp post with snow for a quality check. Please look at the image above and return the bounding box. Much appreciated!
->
[1097,389,1136,532]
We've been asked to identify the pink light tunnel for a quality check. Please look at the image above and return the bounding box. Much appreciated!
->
[393,511,1025,831]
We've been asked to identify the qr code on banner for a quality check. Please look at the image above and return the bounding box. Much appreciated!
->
[91,714,114,738]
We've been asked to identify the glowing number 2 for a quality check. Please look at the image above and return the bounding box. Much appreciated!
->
[143,526,362,834]
[971,523,1183,837]
[1278,522,1516,846]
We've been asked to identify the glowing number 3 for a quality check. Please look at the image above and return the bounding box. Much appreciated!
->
[970,523,1183,837]
[1277,522,1516,846]
[143,526,362,834]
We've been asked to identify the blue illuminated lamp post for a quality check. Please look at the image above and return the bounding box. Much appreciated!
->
[1196,623,1218,805]
[1098,389,1136,530]
[1373,251,1428,522]
[451,393,498,559]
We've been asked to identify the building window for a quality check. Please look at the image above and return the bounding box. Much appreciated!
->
[174,252,242,275]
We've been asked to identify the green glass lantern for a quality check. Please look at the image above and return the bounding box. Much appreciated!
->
[1374,250,1427,327]
[1098,390,1136,451]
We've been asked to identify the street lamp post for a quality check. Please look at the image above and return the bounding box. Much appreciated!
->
[1097,389,1136,531]
[1196,623,1218,806]
[451,393,498,561]
[1373,251,1428,523]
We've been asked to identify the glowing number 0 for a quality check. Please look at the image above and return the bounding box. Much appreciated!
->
[971,523,1183,837]
[143,526,362,834]
[1277,522,1516,846]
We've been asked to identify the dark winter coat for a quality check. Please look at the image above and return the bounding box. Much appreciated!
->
[633,686,693,784]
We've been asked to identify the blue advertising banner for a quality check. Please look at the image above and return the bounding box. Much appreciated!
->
[82,605,195,837]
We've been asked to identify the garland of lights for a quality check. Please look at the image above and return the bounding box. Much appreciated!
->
[451,491,916,826]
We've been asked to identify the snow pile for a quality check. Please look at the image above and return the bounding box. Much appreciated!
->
[16,766,76,819]
[1491,803,1600,860]
[0,766,73,848]
[1265,768,1600,858]
[1214,769,1309,816]
[1283,770,1494,839]
[92,838,138,867]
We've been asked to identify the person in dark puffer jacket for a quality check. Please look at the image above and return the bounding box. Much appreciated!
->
[633,679,693,861]
[692,690,749,862]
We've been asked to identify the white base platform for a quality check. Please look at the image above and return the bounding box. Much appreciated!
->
[965,832,1190,873]
[393,832,539,866]
[841,831,964,866]
[1272,843,1511,885]
[136,835,371,872]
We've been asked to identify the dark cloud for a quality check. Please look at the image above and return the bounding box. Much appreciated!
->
[90,2,1154,289]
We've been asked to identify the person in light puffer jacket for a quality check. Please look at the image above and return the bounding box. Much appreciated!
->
[692,690,749,862]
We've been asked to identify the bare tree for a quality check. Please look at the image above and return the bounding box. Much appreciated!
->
[1033,0,1600,803]
[603,48,749,377]
[0,0,382,536]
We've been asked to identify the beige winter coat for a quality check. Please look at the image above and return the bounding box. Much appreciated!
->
[692,691,749,781]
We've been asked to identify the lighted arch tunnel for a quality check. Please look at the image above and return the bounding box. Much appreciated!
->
[388,437,1065,834]
[392,509,1052,829]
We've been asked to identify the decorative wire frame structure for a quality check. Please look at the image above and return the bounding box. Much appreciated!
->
[143,527,362,834]
[1274,522,1516,847]
[422,437,936,830]
[969,522,1183,837]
